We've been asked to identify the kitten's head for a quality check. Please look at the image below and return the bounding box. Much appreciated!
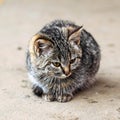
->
[29,26,82,79]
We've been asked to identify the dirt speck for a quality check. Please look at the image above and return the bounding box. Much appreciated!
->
[87,99,98,103]
[50,114,80,120]
[117,107,120,113]
[17,68,26,72]
[107,44,115,47]
[104,84,115,88]
[17,46,22,50]
[25,95,31,98]
[21,80,28,88]
[2,88,7,91]
[98,90,106,94]
[109,99,114,102]
[22,79,27,83]
[83,97,89,99]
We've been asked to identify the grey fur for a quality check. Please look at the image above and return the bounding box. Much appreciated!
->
[26,20,101,102]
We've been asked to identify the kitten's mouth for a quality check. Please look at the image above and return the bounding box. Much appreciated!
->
[55,72,72,79]
[48,72,72,79]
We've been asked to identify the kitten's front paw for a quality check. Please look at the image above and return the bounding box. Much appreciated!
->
[32,85,43,96]
[57,94,73,102]
[42,94,54,102]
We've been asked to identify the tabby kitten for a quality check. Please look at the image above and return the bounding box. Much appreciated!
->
[26,20,100,102]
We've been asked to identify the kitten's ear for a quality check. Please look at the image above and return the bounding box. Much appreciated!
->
[29,34,53,58]
[35,38,53,56]
[68,26,83,46]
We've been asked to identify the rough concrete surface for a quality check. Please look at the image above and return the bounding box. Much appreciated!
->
[0,0,120,120]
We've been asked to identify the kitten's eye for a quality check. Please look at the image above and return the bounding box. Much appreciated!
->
[52,62,61,67]
[70,58,76,64]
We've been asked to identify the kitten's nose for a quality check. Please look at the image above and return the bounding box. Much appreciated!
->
[62,66,71,76]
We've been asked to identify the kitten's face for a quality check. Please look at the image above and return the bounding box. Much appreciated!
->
[31,26,82,79]
[43,47,82,79]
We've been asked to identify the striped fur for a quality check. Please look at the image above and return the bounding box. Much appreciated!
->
[26,20,101,102]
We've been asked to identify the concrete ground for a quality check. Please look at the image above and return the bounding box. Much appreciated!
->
[0,0,120,120]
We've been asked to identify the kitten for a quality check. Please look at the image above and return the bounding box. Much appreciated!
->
[26,20,101,102]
